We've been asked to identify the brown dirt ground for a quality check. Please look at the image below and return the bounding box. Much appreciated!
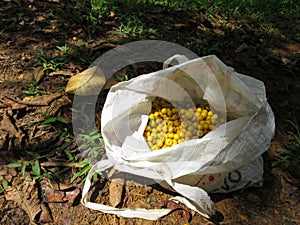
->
[0,0,300,225]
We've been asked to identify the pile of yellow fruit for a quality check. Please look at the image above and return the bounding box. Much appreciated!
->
[143,97,223,151]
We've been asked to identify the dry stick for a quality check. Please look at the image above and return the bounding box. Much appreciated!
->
[41,162,118,172]
[107,167,117,178]
[40,161,86,168]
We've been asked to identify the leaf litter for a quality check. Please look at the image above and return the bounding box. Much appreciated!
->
[5,176,43,224]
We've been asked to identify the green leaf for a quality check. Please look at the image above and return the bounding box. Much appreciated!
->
[271,160,281,167]
[146,197,151,203]
[99,137,105,146]
[79,176,88,184]
[41,117,58,125]
[41,116,68,127]
[56,116,68,123]
[92,172,102,182]
[116,75,124,82]
[92,173,98,182]
[30,160,41,177]
[78,158,91,166]
[70,165,91,183]
[64,149,74,161]
[26,151,42,159]
[0,176,8,190]
[7,162,22,168]
[46,173,53,179]
[26,177,33,182]
[44,107,51,117]
[21,162,28,176]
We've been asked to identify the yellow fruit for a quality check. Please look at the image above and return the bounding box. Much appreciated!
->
[154,112,160,117]
[167,121,173,127]
[156,124,163,132]
[157,140,164,148]
[162,126,168,133]
[174,120,180,127]
[149,113,155,120]
[147,136,153,142]
[171,114,178,120]
[161,108,167,114]
[167,133,174,139]
[180,129,186,137]
[167,110,172,117]
[203,122,209,130]
[149,120,156,127]
[165,139,173,146]
[185,111,194,119]
[172,139,178,146]
[143,97,223,150]
[145,125,151,132]
[173,133,180,140]
[199,130,204,137]
[201,110,208,119]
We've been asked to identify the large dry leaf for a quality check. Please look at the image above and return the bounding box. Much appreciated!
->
[21,93,61,106]
[65,66,106,95]
[5,177,41,223]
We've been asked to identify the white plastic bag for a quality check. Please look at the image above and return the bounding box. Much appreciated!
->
[81,55,275,219]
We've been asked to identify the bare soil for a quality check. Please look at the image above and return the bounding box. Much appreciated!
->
[0,1,300,225]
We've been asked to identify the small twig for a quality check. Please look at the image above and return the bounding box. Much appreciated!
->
[107,167,117,179]
[40,161,86,168]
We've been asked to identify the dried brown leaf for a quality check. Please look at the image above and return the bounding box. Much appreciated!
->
[33,67,44,82]
[5,177,41,223]
[103,77,119,90]
[235,43,248,53]
[21,93,61,106]
[65,66,106,95]
[1,96,18,107]
[43,189,66,203]
[64,188,81,206]
[11,103,27,110]
[157,200,181,210]
[40,178,80,205]
[181,209,191,222]
[0,111,22,137]
[39,203,53,223]
[109,178,124,207]
[157,200,191,222]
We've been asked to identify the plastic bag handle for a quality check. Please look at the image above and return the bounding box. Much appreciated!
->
[163,54,190,69]
[81,160,214,220]
[81,160,173,220]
